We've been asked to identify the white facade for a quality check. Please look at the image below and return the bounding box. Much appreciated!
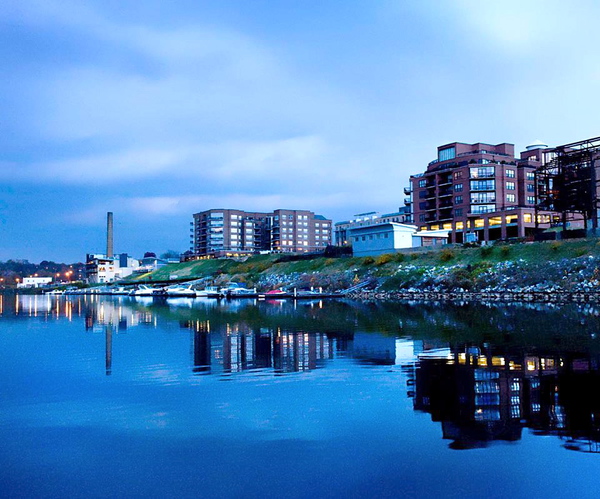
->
[18,277,53,288]
[350,223,449,257]
[86,254,140,284]
[350,223,418,257]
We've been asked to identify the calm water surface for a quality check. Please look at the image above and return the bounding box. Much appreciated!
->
[1,293,600,498]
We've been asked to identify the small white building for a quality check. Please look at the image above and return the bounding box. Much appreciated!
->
[350,223,449,257]
[17,276,53,288]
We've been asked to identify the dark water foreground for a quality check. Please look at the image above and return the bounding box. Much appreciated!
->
[1,294,600,498]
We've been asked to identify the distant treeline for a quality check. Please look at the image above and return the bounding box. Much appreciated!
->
[0,259,84,284]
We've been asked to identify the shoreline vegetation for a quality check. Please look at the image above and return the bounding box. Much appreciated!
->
[121,239,600,302]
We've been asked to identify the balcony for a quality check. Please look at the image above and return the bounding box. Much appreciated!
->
[438,189,453,197]
[470,173,495,179]
[404,186,412,195]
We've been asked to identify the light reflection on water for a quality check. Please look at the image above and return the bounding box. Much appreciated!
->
[2,294,600,497]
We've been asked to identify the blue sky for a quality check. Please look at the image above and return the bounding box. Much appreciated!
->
[2,0,600,262]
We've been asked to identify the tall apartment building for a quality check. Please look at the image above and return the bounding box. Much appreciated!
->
[408,141,559,243]
[190,208,332,257]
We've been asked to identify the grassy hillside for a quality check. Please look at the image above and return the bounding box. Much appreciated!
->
[126,239,600,291]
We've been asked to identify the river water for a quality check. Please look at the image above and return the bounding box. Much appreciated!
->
[1,293,600,498]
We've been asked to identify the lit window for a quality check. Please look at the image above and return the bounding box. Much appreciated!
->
[506,181,515,190]
[506,169,515,178]
[506,194,515,203]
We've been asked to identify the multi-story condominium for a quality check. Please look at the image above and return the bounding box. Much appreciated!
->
[334,207,411,246]
[408,141,559,244]
[190,208,332,257]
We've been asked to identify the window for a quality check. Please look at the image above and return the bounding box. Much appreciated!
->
[506,181,515,190]
[438,146,456,162]
[471,192,496,204]
[471,204,496,214]
[470,180,495,191]
[527,196,535,204]
[506,194,515,203]
[454,171,463,179]
[470,166,494,178]
[419,179,427,188]
[419,214,426,222]
[527,171,535,181]
[506,169,515,178]
[527,184,535,192]
[524,213,533,223]
[455,195,463,204]
[454,183,463,192]
[455,208,463,217]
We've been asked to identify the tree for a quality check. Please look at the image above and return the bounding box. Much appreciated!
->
[160,250,180,259]
[143,252,157,258]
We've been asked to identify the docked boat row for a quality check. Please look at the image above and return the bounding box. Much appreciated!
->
[49,283,342,299]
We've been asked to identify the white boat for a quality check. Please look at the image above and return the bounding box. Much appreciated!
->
[110,286,130,295]
[221,282,257,297]
[129,285,159,296]
[165,284,197,297]
[44,289,64,295]
[228,287,257,297]
[195,286,222,298]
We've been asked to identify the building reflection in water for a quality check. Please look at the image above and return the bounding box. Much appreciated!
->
[412,342,600,453]
[182,319,399,375]
[183,320,340,375]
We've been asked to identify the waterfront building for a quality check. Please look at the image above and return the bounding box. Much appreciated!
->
[85,253,140,284]
[408,141,560,243]
[190,208,332,257]
[349,222,449,257]
[334,207,411,246]
[17,276,53,288]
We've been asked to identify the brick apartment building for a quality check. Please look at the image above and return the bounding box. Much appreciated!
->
[190,208,332,257]
[407,141,560,243]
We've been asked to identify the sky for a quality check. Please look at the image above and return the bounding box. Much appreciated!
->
[2,0,600,263]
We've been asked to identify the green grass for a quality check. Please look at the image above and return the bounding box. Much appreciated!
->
[127,238,600,285]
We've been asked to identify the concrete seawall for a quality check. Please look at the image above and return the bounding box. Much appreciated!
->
[347,290,600,303]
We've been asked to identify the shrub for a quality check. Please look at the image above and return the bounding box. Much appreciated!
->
[375,253,394,266]
[394,253,405,263]
[480,246,493,258]
[550,242,562,252]
[410,253,419,260]
[363,256,375,265]
[440,248,455,262]
[499,246,511,258]
[575,247,587,257]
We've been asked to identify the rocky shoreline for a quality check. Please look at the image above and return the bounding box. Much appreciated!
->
[347,290,600,303]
